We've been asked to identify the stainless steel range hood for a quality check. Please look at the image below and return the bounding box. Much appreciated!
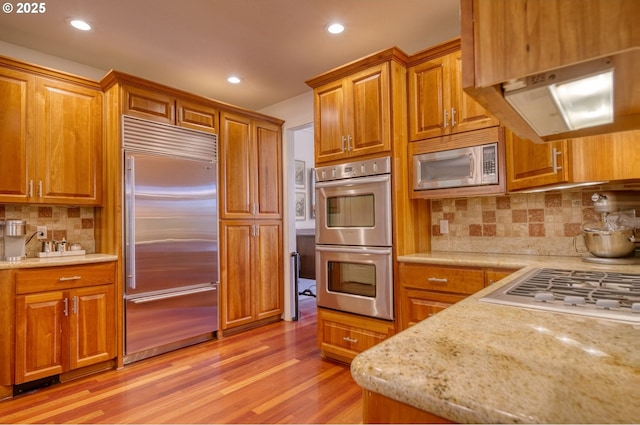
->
[502,58,614,137]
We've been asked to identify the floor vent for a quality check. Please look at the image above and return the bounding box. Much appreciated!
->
[13,375,60,396]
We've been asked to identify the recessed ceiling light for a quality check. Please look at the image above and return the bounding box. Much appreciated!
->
[70,19,91,31]
[327,23,344,34]
[227,76,242,84]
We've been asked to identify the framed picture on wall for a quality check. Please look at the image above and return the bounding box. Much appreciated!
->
[295,160,305,189]
[295,192,306,220]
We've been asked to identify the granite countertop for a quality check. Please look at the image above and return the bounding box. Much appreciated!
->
[351,252,640,424]
[0,253,118,270]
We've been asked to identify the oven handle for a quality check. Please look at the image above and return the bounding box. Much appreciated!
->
[315,245,392,255]
[315,174,390,188]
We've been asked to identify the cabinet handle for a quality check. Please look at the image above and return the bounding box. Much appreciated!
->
[443,110,448,129]
[427,277,448,283]
[72,296,77,315]
[59,275,82,282]
[63,297,69,317]
[343,336,358,343]
[347,135,353,151]
[451,107,456,127]
[552,147,562,174]
[28,180,33,197]
[341,135,347,153]
[254,224,259,237]
[38,180,43,198]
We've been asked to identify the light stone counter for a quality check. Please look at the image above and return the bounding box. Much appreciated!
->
[351,252,640,424]
[0,253,118,269]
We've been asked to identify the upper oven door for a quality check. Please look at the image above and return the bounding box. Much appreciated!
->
[315,174,392,247]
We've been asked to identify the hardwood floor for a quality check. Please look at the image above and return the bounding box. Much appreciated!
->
[0,298,363,424]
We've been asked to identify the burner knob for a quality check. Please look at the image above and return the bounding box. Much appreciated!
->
[534,292,555,303]
[632,303,640,314]
[563,296,586,306]
[595,299,620,310]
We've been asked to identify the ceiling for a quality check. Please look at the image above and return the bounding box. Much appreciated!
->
[0,0,461,111]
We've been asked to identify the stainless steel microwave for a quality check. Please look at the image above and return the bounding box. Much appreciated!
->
[412,142,499,191]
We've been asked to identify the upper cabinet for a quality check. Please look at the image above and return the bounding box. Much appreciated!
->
[408,40,498,141]
[506,129,640,191]
[0,59,103,205]
[306,49,409,165]
[219,111,283,220]
[122,83,219,134]
[460,0,640,142]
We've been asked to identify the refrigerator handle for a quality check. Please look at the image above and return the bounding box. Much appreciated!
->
[126,156,136,290]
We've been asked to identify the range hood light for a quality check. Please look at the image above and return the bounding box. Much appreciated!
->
[549,70,614,131]
[503,58,614,137]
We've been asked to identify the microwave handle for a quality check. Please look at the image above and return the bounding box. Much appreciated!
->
[468,153,475,178]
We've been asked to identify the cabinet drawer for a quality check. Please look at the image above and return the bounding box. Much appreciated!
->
[318,308,394,362]
[16,262,116,294]
[321,320,386,353]
[399,263,484,294]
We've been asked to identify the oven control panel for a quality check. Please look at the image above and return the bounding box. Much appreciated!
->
[315,156,391,182]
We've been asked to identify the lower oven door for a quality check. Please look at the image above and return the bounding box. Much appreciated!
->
[316,245,393,320]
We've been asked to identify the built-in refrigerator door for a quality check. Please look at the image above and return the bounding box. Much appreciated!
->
[125,152,218,296]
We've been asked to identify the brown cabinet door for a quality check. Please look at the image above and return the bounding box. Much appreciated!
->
[506,129,569,191]
[408,55,450,140]
[0,68,32,203]
[15,291,66,384]
[69,285,116,370]
[314,79,348,163]
[254,121,282,218]
[219,221,254,329]
[450,51,499,134]
[399,289,465,330]
[255,221,283,320]
[177,100,218,134]
[35,77,103,205]
[123,85,175,124]
[220,112,253,218]
[347,63,391,157]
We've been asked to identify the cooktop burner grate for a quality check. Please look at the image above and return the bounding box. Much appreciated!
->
[480,268,640,323]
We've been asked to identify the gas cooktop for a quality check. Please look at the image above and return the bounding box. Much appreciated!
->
[480,268,640,323]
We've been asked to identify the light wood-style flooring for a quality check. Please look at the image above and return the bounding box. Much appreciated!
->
[0,298,362,424]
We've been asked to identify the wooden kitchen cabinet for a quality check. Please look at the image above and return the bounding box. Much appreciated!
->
[317,308,395,364]
[0,59,103,205]
[460,0,640,142]
[13,262,116,385]
[398,262,485,330]
[219,111,282,220]
[219,220,283,331]
[408,39,497,142]
[305,48,414,165]
[506,128,640,191]
[122,84,219,134]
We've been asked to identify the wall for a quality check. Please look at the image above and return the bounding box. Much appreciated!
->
[430,183,640,256]
[0,204,96,258]
[293,127,315,230]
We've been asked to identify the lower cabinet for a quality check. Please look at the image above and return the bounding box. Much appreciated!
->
[219,220,283,332]
[13,262,116,385]
[398,262,515,331]
[317,308,395,364]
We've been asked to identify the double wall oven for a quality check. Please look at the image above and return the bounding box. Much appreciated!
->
[315,156,393,320]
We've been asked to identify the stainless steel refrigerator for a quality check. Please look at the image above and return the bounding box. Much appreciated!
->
[123,116,218,364]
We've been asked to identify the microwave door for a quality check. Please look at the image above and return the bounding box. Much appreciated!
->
[418,150,477,189]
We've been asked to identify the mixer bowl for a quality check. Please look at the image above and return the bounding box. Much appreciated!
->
[582,225,637,258]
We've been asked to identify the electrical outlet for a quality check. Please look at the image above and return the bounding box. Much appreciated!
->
[439,219,449,234]
[37,225,47,240]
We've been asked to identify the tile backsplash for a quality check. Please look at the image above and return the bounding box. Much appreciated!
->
[0,204,95,258]
[430,184,639,257]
